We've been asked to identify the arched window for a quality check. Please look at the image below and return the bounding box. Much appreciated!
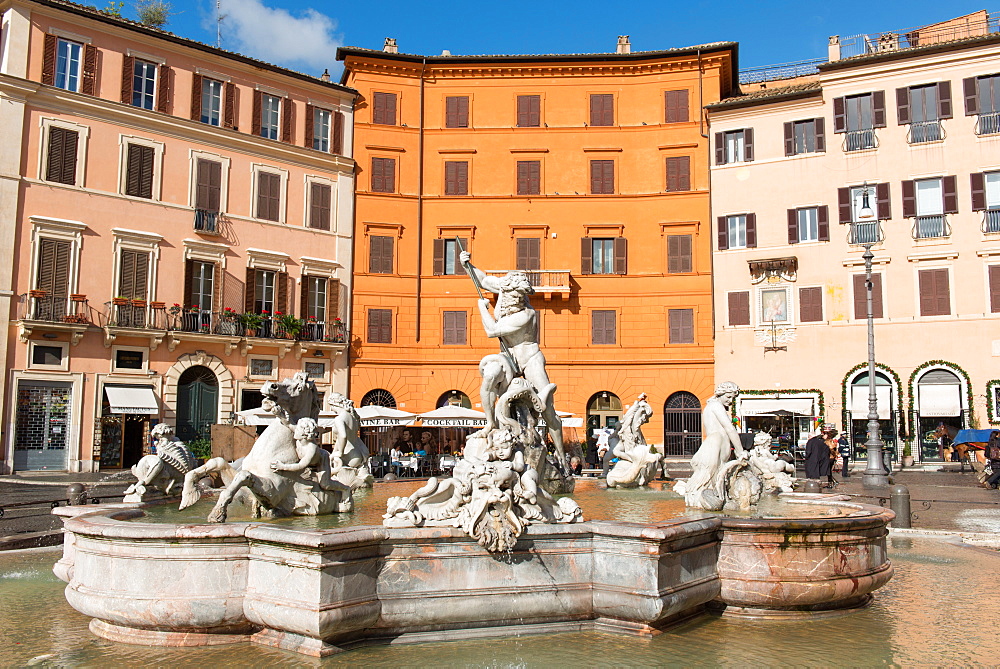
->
[437,390,472,409]
[663,391,701,457]
[586,391,622,442]
[361,389,397,408]
[915,368,963,462]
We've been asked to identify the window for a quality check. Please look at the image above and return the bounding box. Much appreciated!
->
[667,234,692,273]
[249,358,275,378]
[799,286,823,323]
[371,157,396,193]
[517,160,540,195]
[589,94,614,126]
[833,92,885,150]
[665,156,691,192]
[42,34,95,94]
[303,276,327,321]
[727,291,750,326]
[34,237,71,320]
[591,310,616,345]
[899,83,950,143]
[300,275,339,328]
[902,176,957,239]
[254,270,276,313]
[131,60,157,110]
[714,129,753,165]
[259,93,280,140]
[838,184,889,245]
[433,238,466,275]
[367,308,392,343]
[44,126,79,185]
[442,311,467,345]
[444,161,468,195]
[852,273,883,319]
[55,38,82,91]
[308,181,332,231]
[255,171,282,222]
[664,90,689,123]
[313,108,331,151]
[516,238,541,273]
[194,158,222,213]
[590,160,614,194]
[517,95,540,127]
[964,74,1000,135]
[200,78,223,126]
[369,235,394,274]
[583,237,627,275]
[783,119,825,156]
[187,260,214,311]
[668,309,694,344]
[989,265,1000,313]
[971,171,1000,232]
[29,341,68,370]
[787,206,829,244]
[372,92,397,125]
[304,361,327,380]
[717,214,756,250]
[918,268,950,316]
[445,96,469,128]
[117,249,149,300]
[124,143,154,199]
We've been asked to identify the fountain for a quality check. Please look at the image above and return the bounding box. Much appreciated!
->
[606,393,664,488]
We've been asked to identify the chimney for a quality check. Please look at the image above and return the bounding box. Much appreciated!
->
[383,37,398,54]
[617,35,631,54]
[828,35,841,62]
[320,68,331,82]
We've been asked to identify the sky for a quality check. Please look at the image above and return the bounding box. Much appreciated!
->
[123,0,995,77]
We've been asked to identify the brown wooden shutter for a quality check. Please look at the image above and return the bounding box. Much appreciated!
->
[787,208,799,244]
[118,250,149,300]
[251,89,262,136]
[964,77,979,115]
[590,94,612,126]
[817,205,829,241]
[989,266,1000,313]
[327,278,340,322]
[745,213,757,248]
[275,271,288,314]
[971,172,987,211]
[453,238,468,275]
[281,97,293,143]
[368,236,381,274]
[371,157,384,192]
[367,309,378,342]
[442,311,454,345]
[370,309,391,343]
[669,309,694,344]
[42,33,57,86]
[613,237,627,275]
[445,96,469,128]
[458,96,469,127]
[125,143,154,199]
[195,159,222,212]
[714,132,724,164]
[938,81,953,119]
[919,268,950,316]
[443,311,467,345]
[580,238,592,275]
[589,160,613,193]
[36,238,71,305]
[591,310,615,345]
[717,216,729,251]
[372,92,384,124]
[590,161,601,194]
[876,182,891,220]
[743,128,754,161]
[783,122,794,156]
[517,160,540,195]
[244,267,256,313]
[121,55,135,104]
[815,117,826,151]
[667,234,692,273]
[666,156,690,191]
[901,180,916,218]
[517,237,541,271]
[382,235,394,274]
[870,273,883,319]
[516,95,529,127]
[309,182,331,230]
[833,97,846,133]
[872,90,886,128]
[183,259,194,308]
[373,92,397,125]
[45,127,78,185]
[81,44,97,95]
[385,158,396,192]
[664,90,689,123]
[156,65,172,113]
[799,286,822,322]
[333,111,344,154]
[223,81,236,129]
[838,187,852,223]
[728,291,750,326]
[432,238,445,275]
[854,273,883,319]
[386,93,397,125]
[445,161,468,195]
[190,73,202,120]
[299,275,310,318]
[896,87,910,124]
[304,103,315,148]
[453,311,467,345]
[942,175,958,214]
[516,95,541,127]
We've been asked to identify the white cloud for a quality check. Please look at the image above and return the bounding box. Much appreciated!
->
[217,0,341,73]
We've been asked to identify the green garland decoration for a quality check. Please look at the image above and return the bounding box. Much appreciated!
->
[906,360,975,436]
[732,388,825,426]
[840,362,905,434]
[986,380,1000,424]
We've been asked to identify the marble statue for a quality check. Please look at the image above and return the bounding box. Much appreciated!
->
[179,371,352,521]
[325,392,375,489]
[748,431,796,493]
[384,250,582,552]
[606,393,663,488]
[123,423,197,502]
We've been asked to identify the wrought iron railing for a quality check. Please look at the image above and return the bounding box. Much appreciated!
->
[976,111,1000,136]
[907,120,944,143]
[849,221,883,245]
[102,302,169,329]
[194,209,219,233]
[844,129,877,152]
[912,215,950,239]
[737,58,825,85]
[18,294,92,324]
[838,13,1000,59]
[165,310,348,343]
[982,209,1000,233]
[483,269,571,292]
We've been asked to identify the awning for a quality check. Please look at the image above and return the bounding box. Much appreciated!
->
[738,397,814,416]
[918,384,961,417]
[850,386,892,420]
[418,406,488,427]
[105,385,158,415]
[355,406,417,427]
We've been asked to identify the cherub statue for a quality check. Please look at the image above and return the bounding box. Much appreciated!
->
[123,423,197,502]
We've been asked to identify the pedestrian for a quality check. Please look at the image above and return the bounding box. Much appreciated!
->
[826,429,840,487]
[982,431,1000,489]
[597,427,614,478]
[804,425,836,481]
[838,433,851,478]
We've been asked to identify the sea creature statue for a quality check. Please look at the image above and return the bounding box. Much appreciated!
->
[179,371,352,522]
[384,249,582,552]
[123,423,197,502]
[607,393,663,488]
[747,431,796,493]
[326,392,374,489]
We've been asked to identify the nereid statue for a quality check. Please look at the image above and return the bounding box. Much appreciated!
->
[606,393,663,488]
[123,423,197,502]
[325,392,374,489]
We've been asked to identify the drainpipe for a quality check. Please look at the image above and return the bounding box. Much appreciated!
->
[699,48,718,344]
[415,57,426,342]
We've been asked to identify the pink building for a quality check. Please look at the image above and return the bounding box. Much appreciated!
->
[0,0,356,472]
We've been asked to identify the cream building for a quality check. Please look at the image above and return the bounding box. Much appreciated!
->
[709,21,1000,463]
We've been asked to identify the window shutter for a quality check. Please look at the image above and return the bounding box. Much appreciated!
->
[590,94,612,126]
[517,161,540,195]
[46,127,78,185]
[195,159,222,212]
[36,238,71,300]
[872,90,886,128]
[281,98,293,143]
[257,172,280,221]
[453,238,468,275]
[383,158,396,192]
[599,161,614,193]
[937,81,953,119]
[223,81,236,129]
[838,187,852,223]
[942,175,958,214]
[871,273,883,318]
[244,267,255,313]
[717,216,728,251]
[919,269,950,316]
[371,157,383,192]
[276,271,288,314]
[81,44,97,96]
[667,234,692,274]
[901,180,916,218]
[783,122,794,156]
[300,275,310,318]
[517,238,540,271]
[369,236,382,274]
[121,55,135,104]
[454,311,467,345]
[443,311,455,345]
[42,33,57,86]
[666,156,690,191]
[386,93,397,125]
[989,266,1000,313]
[516,95,541,127]
[613,237,627,275]
[916,269,932,316]
[367,309,383,342]
[714,132,724,165]
[333,111,344,154]
[156,65,172,113]
[876,182,891,220]
[855,273,884,319]
[963,77,979,116]
[445,96,457,127]
[580,238,592,275]
[380,310,392,343]
[742,128,754,162]
[817,205,829,241]
[190,73,202,121]
[896,87,910,124]
[971,172,986,211]
[304,103,315,148]
[309,182,331,230]
[664,90,688,123]
[787,209,799,244]
[381,236,394,274]
[833,97,846,133]
[373,92,384,124]
[815,117,826,151]
[745,213,757,248]
[252,90,262,136]
[327,278,340,322]
[669,309,693,344]
[728,291,750,326]
[119,250,136,298]
[125,143,154,199]
[799,286,822,322]
[445,161,468,195]
[432,238,445,275]
[590,160,602,194]
[591,310,604,345]
[183,259,194,308]
[516,95,529,127]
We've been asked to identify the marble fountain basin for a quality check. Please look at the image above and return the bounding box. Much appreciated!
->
[52,493,894,657]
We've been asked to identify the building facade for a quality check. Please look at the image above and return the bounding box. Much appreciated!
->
[339,38,735,455]
[0,0,356,472]
[708,25,1000,462]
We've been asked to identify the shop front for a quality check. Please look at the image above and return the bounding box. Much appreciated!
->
[98,384,159,469]
[847,372,898,462]
[737,396,818,456]
[913,368,965,462]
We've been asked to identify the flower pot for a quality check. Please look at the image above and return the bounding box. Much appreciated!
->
[150,301,165,309]
[70,294,87,302]
[902,455,914,467]
[112,298,128,306]
[29,290,48,298]
[131,300,147,307]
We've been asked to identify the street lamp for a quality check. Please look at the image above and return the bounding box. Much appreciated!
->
[856,182,890,488]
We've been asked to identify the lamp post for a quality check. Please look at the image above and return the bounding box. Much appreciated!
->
[857,183,890,488]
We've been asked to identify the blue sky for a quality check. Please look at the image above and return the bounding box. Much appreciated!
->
[130,1,995,76]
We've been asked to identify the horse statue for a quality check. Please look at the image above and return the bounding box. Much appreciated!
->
[179,371,352,522]
[123,423,197,502]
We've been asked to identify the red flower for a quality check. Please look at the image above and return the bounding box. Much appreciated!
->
[260,310,270,315]
[275,311,283,316]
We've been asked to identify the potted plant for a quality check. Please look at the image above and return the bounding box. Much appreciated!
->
[112,296,129,306]
[150,301,165,309]
[902,444,914,467]
[29,289,48,298]
[70,293,87,302]
[218,307,241,335]
[276,312,305,340]
[131,298,147,308]
[331,317,345,343]
[239,311,263,335]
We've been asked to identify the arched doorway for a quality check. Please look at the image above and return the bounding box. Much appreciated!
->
[848,371,898,461]
[360,388,398,456]
[663,392,701,457]
[437,390,472,409]
[915,368,964,462]
[586,392,622,447]
[175,366,218,443]
[361,388,397,408]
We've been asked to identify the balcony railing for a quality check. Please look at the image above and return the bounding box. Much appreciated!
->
[844,129,877,152]
[976,112,1000,136]
[166,310,348,343]
[912,215,950,239]
[194,209,219,234]
[983,209,1000,233]
[849,221,883,245]
[102,302,169,330]
[483,269,571,293]
[18,294,92,324]
[907,120,943,144]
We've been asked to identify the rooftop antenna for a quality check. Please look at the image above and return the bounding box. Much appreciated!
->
[215,0,226,48]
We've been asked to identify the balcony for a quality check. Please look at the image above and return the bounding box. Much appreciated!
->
[166,310,347,344]
[982,209,1000,233]
[194,209,220,234]
[844,129,877,152]
[483,269,571,300]
[912,215,950,240]
[976,112,1000,136]
[907,120,943,144]
[102,301,169,330]
[849,221,883,246]
[16,293,93,344]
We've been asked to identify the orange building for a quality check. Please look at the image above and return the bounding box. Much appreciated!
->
[338,38,736,455]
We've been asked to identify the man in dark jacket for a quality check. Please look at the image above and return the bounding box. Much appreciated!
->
[805,426,836,480]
